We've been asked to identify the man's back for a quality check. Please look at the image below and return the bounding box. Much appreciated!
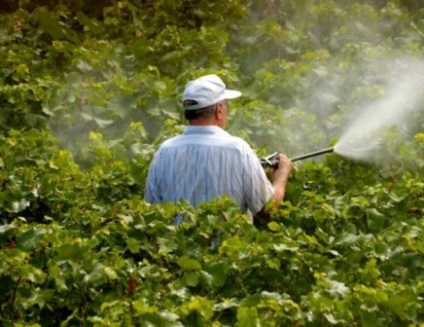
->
[144,125,273,215]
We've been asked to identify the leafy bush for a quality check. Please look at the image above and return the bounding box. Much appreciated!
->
[1,0,424,326]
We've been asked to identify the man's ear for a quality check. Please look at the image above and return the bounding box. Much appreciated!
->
[214,103,221,118]
[215,102,224,118]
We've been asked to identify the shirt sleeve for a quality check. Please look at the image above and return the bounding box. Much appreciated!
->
[241,144,274,215]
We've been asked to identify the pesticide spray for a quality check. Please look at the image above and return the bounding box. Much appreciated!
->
[261,58,424,168]
[334,60,424,162]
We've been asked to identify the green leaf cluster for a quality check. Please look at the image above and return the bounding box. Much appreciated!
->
[1,0,424,326]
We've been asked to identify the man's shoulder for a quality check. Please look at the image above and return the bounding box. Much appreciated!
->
[225,134,253,151]
[157,129,254,156]
[160,135,181,147]
[207,132,255,155]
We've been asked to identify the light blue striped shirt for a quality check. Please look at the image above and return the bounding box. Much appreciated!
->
[144,126,274,215]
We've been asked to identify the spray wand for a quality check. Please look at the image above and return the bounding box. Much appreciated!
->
[261,147,334,168]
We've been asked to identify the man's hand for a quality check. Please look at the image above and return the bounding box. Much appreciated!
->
[273,153,293,186]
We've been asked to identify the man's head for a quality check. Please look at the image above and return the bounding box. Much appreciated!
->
[182,74,242,128]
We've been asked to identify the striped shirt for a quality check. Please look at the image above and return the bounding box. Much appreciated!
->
[144,126,274,215]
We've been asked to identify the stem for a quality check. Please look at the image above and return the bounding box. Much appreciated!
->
[10,276,22,321]
[129,299,135,325]
[0,296,5,318]
[77,284,90,327]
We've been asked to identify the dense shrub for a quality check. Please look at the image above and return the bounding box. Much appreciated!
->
[1,0,424,325]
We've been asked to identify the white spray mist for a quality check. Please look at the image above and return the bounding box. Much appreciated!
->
[334,58,424,162]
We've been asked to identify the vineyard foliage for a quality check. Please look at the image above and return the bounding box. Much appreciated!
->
[1,0,424,326]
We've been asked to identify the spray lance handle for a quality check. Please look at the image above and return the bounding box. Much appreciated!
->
[260,152,279,169]
[260,147,335,169]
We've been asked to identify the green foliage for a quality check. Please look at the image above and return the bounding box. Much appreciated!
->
[1,0,424,326]
[2,128,424,325]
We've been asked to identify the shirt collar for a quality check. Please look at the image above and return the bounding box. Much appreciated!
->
[183,125,229,136]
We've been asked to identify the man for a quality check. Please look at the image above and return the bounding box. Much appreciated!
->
[144,74,292,220]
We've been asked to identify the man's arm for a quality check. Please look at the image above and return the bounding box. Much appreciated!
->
[270,153,292,204]
[256,153,292,220]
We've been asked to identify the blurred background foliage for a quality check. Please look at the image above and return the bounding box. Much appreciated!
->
[1,0,424,325]
[1,0,423,159]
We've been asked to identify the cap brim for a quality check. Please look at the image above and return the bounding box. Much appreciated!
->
[224,89,242,99]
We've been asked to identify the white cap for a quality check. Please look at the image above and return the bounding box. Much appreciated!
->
[182,74,242,110]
